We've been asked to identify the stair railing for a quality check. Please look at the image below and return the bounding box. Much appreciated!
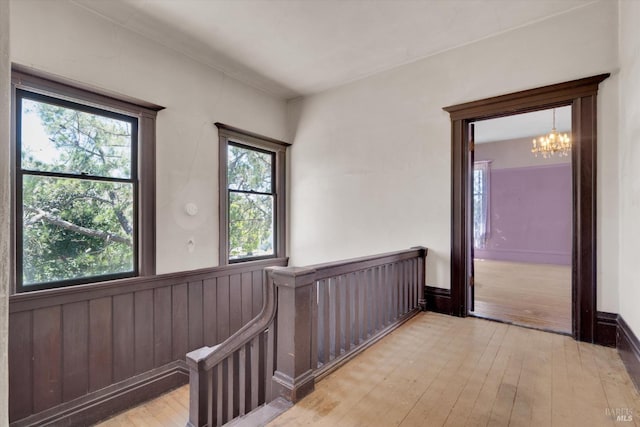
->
[186,247,428,426]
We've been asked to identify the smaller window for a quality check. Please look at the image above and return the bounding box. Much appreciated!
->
[217,123,289,264]
[473,161,491,249]
[228,143,275,260]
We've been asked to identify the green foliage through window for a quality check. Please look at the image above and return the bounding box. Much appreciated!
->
[18,91,137,288]
[228,143,275,260]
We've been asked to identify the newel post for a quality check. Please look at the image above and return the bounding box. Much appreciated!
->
[412,246,429,311]
[185,345,216,427]
[269,266,317,402]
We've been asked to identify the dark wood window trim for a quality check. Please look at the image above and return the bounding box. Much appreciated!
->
[11,65,164,293]
[216,122,290,265]
[443,73,609,343]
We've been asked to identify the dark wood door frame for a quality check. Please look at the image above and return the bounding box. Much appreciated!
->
[443,74,610,343]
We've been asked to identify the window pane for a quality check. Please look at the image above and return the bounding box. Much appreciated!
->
[229,192,274,260]
[228,144,273,193]
[473,195,484,231]
[473,169,483,195]
[22,175,134,285]
[21,98,133,179]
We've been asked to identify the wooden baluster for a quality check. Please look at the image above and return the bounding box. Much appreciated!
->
[328,278,335,360]
[393,263,398,318]
[381,265,388,326]
[216,363,223,427]
[365,269,371,338]
[333,277,341,358]
[257,331,266,405]
[408,259,413,310]
[402,261,407,314]
[227,356,234,422]
[311,282,319,371]
[354,271,360,345]
[377,266,383,331]
[322,280,330,364]
[373,267,379,332]
[415,258,420,308]
[409,259,414,311]
[361,270,368,339]
[412,259,416,310]
[388,263,392,322]
[407,260,412,313]
[399,261,404,315]
[340,276,344,354]
[387,264,395,322]
[344,274,352,352]
[411,259,415,310]
[398,261,403,317]
[316,280,324,365]
[207,367,216,426]
[239,346,246,416]
[416,257,420,308]
[371,268,378,333]
[257,332,264,406]
[370,269,375,334]
[265,320,275,403]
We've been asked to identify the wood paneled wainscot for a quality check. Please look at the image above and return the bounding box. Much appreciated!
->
[8,257,288,426]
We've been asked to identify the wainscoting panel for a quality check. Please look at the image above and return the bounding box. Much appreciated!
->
[8,258,287,425]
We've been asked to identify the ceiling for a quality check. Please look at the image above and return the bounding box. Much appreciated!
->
[475,106,572,144]
[73,0,596,100]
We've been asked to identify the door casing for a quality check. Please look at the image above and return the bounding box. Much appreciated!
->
[443,74,609,343]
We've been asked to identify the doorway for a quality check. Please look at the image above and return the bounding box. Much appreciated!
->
[469,107,572,334]
[444,74,609,343]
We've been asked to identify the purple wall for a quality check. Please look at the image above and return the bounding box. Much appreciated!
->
[475,164,572,265]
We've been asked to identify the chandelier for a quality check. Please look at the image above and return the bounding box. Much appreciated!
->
[531,109,571,158]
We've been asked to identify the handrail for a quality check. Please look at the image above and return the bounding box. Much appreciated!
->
[307,247,425,281]
[185,269,277,372]
[185,247,428,427]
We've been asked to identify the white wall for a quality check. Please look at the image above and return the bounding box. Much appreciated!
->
[287,0,620,312]
[10,0,288,274]
[0,0,11,423]
[618,0,640,336]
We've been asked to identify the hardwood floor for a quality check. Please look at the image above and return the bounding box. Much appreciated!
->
[96,313,639,427]
[96,384,189,427]
[270,313,639,427]
[472,259,571,334]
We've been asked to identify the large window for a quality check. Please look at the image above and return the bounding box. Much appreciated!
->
[217,123,288,264]
[12,68,161,292]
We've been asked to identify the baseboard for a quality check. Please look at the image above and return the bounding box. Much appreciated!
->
[11,361,189,427]
[595,311,618,347]
[618,315,640,392]
[425,286,451,315]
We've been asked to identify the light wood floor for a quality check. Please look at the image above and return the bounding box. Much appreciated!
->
[96,313,640,427]
[96,385,189,427]
[472,259,571,334]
